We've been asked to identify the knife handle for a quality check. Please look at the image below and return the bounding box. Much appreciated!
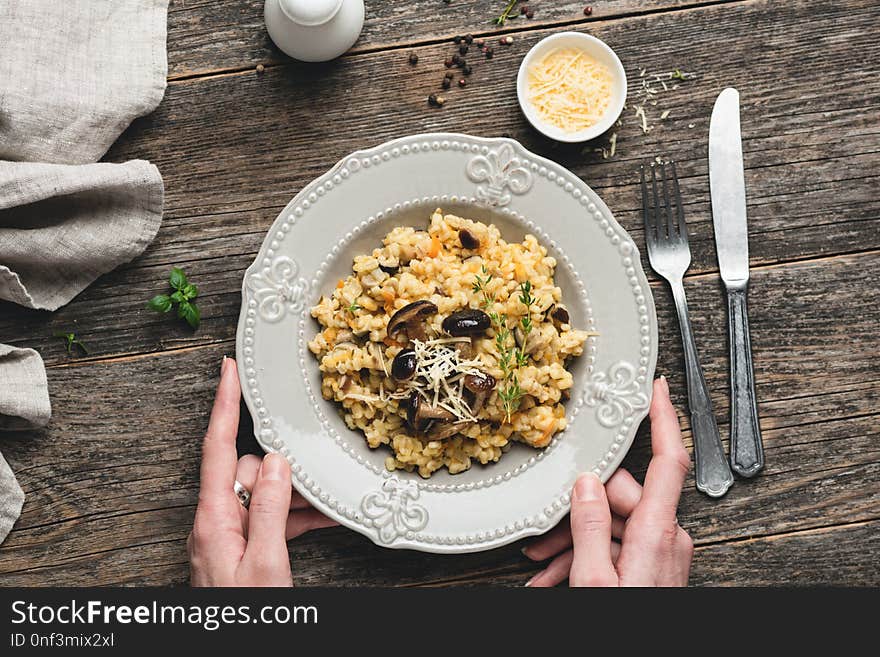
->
[670,281,734,498]
[726,286,764,477]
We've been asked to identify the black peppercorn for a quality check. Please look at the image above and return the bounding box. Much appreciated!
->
[453,35,463,44]
[526,9,534,18]
[459,44,468,55]
[452,53,463,65]
[428,94,438,106]
[485,48,494,59]
[462,64,472,75]
[442,77,451,89]
[444,57,454,68]
[465,34,473,44]
[408,52,418,65]
[475,39,484,48]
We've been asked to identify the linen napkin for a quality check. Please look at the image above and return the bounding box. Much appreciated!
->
[0,0,170,544]
[0,0,169,165]
[0,160,164,310]
[0,345,50,544]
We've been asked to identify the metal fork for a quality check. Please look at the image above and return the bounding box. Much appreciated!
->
[641,161,734,498]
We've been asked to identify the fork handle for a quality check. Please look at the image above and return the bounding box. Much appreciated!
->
[670,281,734,498]
[726,286,764,477]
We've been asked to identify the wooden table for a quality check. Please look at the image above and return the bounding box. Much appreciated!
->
[1,0,878,587]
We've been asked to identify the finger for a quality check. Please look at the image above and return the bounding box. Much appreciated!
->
[642,377,690,521]
[286,508,339,540]
[522,517,571,561]
[522,514,627,561]
[569,473,617,587]
[199,357,241,502]
[606,468,643,518]
[526,543,622,587]
[526,549,572,587]
[243,454,292,569]
[236,454,312,510]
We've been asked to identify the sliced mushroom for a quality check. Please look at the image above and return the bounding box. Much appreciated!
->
[387,300,438,342]
[454,338,474,360]
[426,420,471,441]
[405,392,455,432]
[514,326,539,356]
[334,329,354,344]
[391,348,417,381]
[549,304,570,328]
[442,309,490,337]
[459,228,480,250]
[464,371,496,414]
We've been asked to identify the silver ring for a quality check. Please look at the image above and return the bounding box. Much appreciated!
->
[234,480,251,509]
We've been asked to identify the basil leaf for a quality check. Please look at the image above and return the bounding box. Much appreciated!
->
[169,267,187,290]
[182,283,198,300]
[178,301,201,329]
[147,294,173,313]
[170,290,185,303]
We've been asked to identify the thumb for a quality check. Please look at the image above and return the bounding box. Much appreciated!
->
[569,473,617,587]
[243,453,293,573]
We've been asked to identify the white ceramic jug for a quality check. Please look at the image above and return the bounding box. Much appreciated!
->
[264,0,365,62]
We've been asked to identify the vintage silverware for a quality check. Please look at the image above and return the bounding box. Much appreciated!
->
[709,87,765,477]
[641,161,734,498]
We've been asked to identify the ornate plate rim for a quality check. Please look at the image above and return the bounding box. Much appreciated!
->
[236,132,657,553]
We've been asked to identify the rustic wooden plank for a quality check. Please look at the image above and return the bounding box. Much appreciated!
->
[2,0,879,364]
[129,0,880,223]
[166,0,736,78]
[1,0,877,587]
[0,321,877,585]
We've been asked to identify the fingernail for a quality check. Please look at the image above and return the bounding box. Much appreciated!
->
[261,453,288,481]
[524,571,542,587]
[521,546,532,559]
[659,374,669,395]
[221,355,228,374]
[573,472,602,502]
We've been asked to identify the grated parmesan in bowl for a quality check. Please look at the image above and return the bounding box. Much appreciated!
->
[517,32,627,143]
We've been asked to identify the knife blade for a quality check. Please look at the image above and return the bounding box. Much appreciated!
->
[709,87,750,286]
[709,87,765,478]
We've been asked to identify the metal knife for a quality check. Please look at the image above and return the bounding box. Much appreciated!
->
[709,87,765,477]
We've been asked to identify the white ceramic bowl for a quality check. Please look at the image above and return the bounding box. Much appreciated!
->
[516,31,627,143]
[237,133,657,553]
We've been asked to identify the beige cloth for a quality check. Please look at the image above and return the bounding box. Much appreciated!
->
[0,160,164,310]
[0,0,169,544]
[0,345,50,543]
[0,0,169,165]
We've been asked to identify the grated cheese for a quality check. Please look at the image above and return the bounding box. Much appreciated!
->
[387,337,484,423]
[526,47,614,134]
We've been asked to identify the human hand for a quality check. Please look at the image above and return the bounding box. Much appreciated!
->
[188,357,338,587]
[523,376,694,587]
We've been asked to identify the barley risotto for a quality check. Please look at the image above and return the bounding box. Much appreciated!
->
[308,210,595,478]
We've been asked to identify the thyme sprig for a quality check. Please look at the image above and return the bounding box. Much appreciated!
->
[494,0,519,25]
[473,267,537,421]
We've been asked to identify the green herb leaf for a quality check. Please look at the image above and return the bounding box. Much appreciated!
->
[170,290,185,304]
[169,267,188,290]
[54,331,88,355]
[147,294,173,313]
[177,301,201,329]
[672,68,686,81]
[182,283,199,300]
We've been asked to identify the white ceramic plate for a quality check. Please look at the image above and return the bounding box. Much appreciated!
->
[237,133,657,553]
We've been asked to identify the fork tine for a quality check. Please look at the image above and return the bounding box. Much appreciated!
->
[670,160,688,245]
[640,165,656,246]
[659,161,676,240]
[649,163,663,240]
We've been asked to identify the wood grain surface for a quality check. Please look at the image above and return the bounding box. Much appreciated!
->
[0,0,878,586]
